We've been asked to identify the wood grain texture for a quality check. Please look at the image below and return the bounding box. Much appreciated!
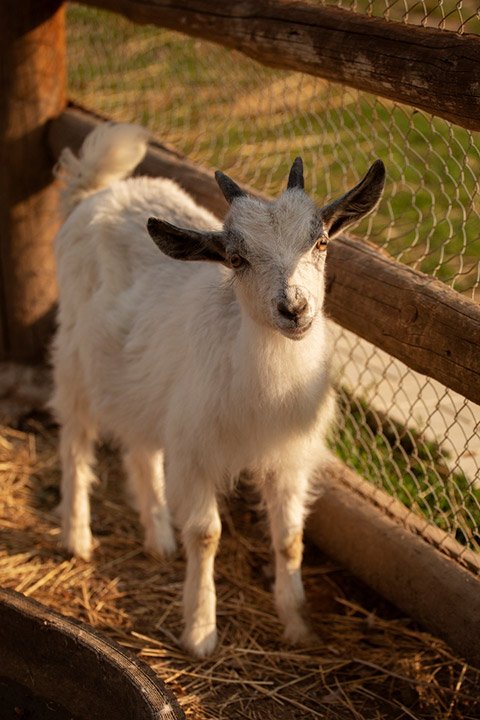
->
[79,0,480,130]
[0,0,66,362]
[309,457,480,668]
[325,236,480,405]
[0,588,185,719]
[48,106,480,404]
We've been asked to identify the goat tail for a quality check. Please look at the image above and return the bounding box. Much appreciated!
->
[54,122,150,217]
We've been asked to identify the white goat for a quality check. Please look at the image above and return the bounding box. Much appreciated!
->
[51,122,385,657]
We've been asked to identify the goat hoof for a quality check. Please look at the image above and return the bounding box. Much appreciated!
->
[283,616,314,646]
[61,527,94,561]
[144,525,177,559]
[181,625,217,658]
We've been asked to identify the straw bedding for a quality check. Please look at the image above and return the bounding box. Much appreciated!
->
[1,412,479,720]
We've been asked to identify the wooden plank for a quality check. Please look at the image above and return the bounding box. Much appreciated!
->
[0,0,66,362]
[78,0,480,131]
[325,237,480,405]
[48,106,480,404]
[308,457,480,667]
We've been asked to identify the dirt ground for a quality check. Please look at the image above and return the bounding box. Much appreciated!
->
[1,411,479,720]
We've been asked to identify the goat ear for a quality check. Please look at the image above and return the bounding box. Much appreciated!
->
[147,218,228,264]
[215,171,246,204]
[287,156,304,190]
[318,160,385,239]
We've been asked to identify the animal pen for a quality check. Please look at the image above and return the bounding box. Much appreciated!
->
[1,0,480,718]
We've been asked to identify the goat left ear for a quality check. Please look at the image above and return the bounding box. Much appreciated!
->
[147,218,228,264]
[318,160,385,239]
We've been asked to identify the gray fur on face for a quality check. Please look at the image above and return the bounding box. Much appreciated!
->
[148,159,385,335]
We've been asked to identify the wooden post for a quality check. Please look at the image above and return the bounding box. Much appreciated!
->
[0,1,66,362]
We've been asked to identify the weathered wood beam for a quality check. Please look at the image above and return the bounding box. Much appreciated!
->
[48,106,480,404]
[309,457,480,668]
[0,0,66,362]
[78,0,480,131]
[326,237,480,406]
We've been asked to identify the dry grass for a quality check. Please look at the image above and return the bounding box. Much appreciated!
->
[1,415,480,720]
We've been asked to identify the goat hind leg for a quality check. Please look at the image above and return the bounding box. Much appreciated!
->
[58,419,97,561]
[123,448,176,558]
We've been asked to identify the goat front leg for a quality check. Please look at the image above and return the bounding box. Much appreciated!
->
[168,465,221,658]
[262,470,311,644]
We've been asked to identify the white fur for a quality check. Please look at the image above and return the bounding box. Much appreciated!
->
[54,122,150,217]
[51,123,382,657]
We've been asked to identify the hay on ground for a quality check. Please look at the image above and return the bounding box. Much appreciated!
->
[1,416,479,720]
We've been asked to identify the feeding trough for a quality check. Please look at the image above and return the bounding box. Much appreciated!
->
[0,588,185,720]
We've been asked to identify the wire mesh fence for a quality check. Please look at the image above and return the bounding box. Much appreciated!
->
[318,0,480,32]
[65,1,480,557]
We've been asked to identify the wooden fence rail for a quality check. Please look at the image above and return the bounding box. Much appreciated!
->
[308,458,480,669]
[80,0,480,131]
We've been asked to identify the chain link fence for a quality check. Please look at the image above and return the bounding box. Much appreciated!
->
[65,1,480,558]
[320,0,480,32]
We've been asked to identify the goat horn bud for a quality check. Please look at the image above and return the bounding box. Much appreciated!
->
[215,171,246,204]
[287,156,304,190]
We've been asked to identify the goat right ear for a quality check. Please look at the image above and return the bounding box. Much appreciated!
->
[147,218,228,264]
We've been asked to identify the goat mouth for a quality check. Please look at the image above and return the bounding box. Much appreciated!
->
[279,320,313,340]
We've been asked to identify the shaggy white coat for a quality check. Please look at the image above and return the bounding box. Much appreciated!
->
[51,122,384,657]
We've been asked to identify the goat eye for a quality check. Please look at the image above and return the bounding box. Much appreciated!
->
[315,236,328,252]
[230,253,245,269]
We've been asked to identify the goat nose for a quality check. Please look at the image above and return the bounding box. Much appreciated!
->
[277,297,308,321]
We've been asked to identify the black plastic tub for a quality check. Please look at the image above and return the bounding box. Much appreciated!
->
[0,588,185,720]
